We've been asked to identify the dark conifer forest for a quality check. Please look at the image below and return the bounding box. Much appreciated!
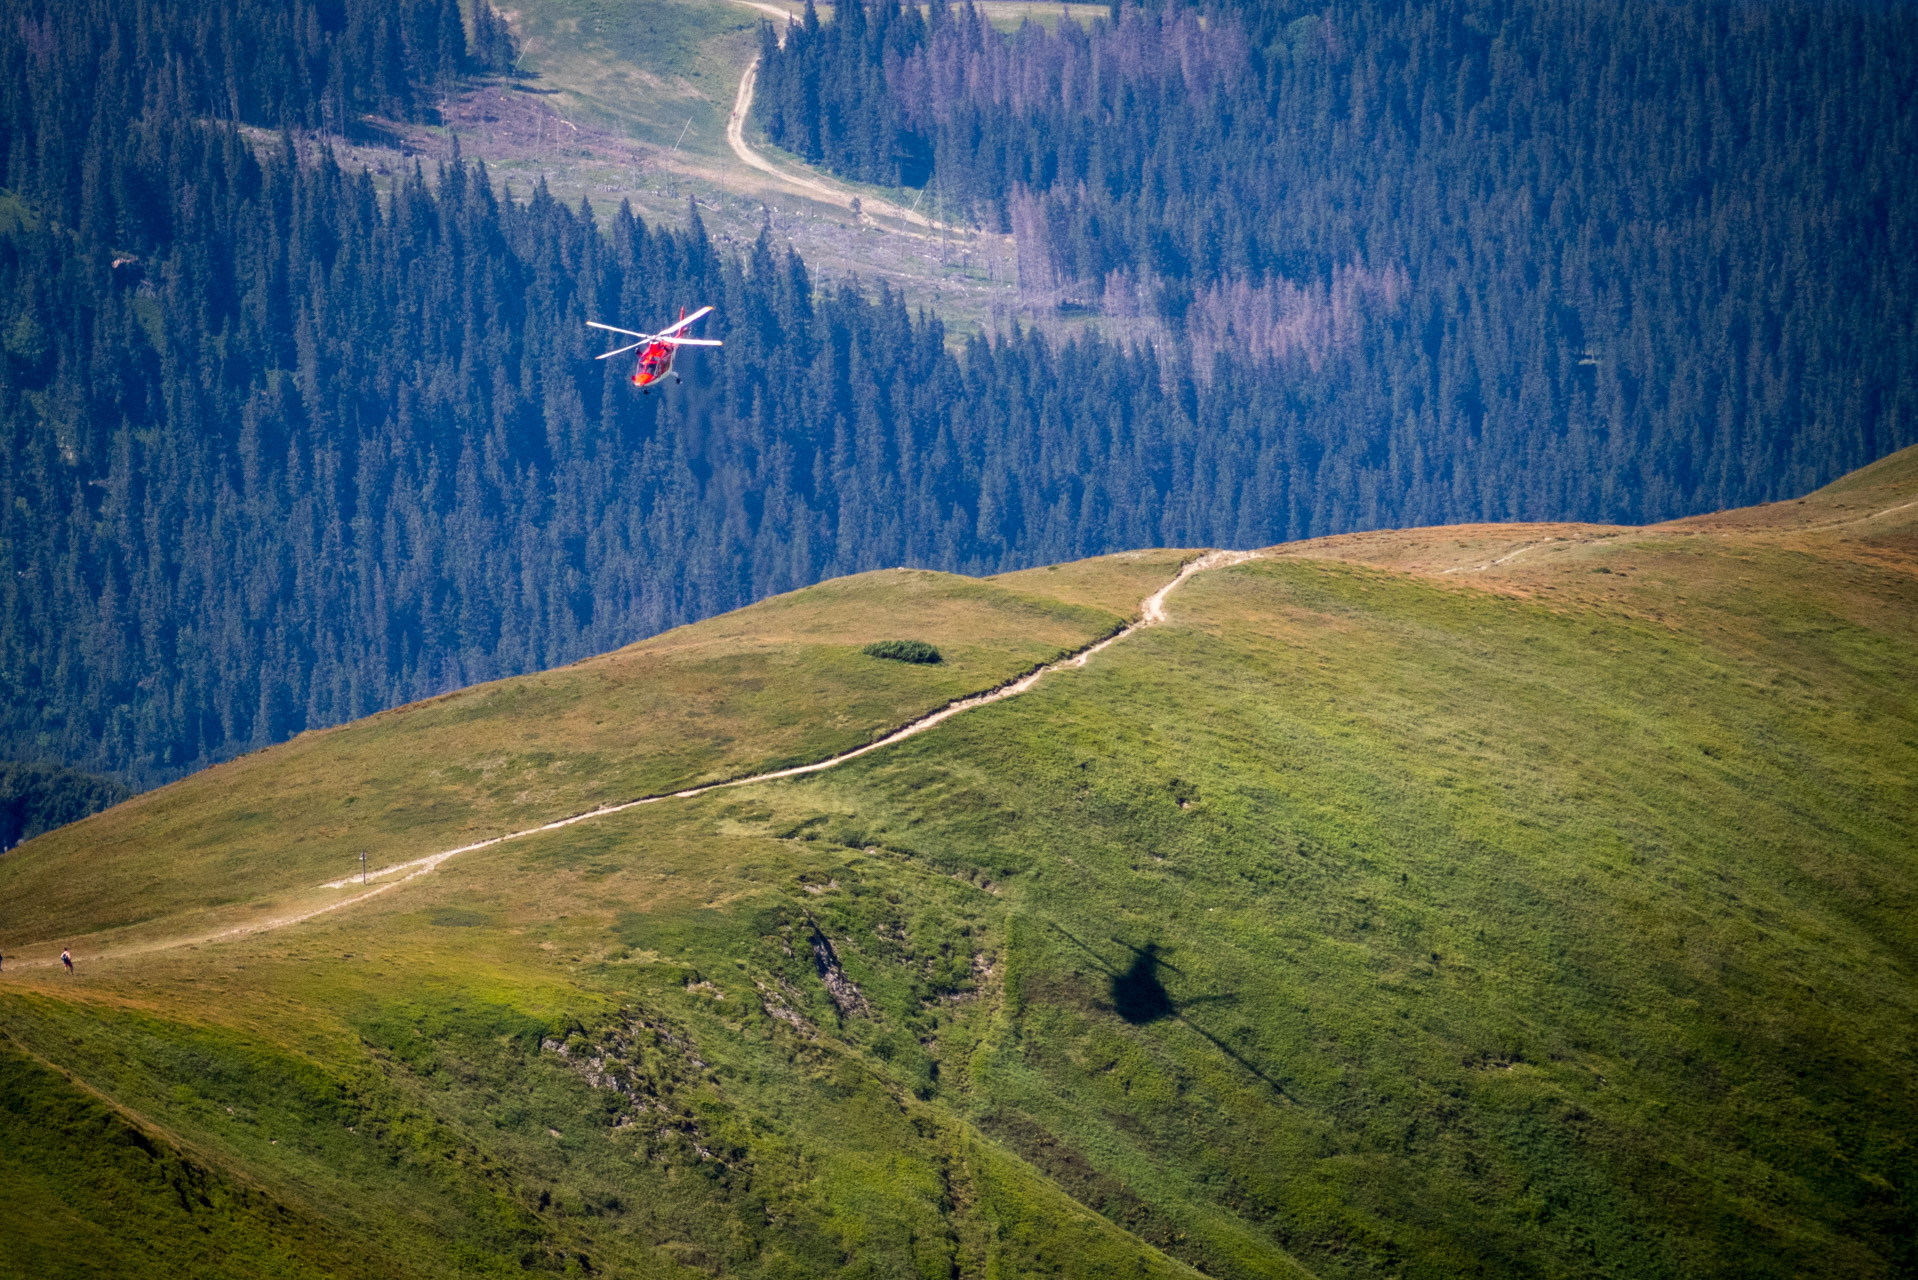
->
[757,0,1918,494]
[0,760,125,850]
[2,0,1916,788]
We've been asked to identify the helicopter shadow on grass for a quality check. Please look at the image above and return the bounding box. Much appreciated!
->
[1049,923,1290,1100]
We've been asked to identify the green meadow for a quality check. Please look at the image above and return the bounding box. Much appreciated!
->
[2,457,1913,1278]
[0,567,1132,952]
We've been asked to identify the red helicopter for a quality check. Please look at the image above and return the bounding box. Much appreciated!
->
[588,306,722,391]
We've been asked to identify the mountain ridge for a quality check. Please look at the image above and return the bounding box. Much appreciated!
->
[1,447,1914,1278]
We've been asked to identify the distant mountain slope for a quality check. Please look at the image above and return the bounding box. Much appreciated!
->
[1,451,1913,1278]
[11,0,1916,797]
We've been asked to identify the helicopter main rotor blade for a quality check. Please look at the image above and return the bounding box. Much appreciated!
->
[587,320,652,339]
[660,337,723,347]
[654,305,714,338]
[595,340,645,360]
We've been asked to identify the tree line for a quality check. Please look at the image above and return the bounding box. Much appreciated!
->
[0,761,126,850]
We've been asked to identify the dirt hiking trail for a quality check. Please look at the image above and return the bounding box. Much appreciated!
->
[8,550,1260,971]
[723,0,963,236]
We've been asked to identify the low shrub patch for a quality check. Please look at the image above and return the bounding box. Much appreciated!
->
[862,640,942,664]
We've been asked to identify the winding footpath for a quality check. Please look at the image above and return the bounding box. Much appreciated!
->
[1436,493,1918,575]
[12,551,1259,969]
[722,0,955,235]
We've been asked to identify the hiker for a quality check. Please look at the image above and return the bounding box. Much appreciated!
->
[61,948,72,973]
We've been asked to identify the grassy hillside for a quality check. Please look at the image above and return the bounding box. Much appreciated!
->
[2,455,1914,1278]
[0,567,1134,956]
